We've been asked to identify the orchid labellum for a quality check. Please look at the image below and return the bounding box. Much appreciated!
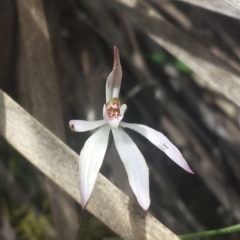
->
[69,46,193,210]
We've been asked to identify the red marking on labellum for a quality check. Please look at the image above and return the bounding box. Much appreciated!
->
[69,122,74,131]
[106,97,121,118]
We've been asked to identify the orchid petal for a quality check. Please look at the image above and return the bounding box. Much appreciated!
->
[106,46,122,102]
[69,120,106,132]
[80,125,110,208]
[120,122,194,174]
[107,118,121,129]
[120,104,127,116]
[112,127,150,210]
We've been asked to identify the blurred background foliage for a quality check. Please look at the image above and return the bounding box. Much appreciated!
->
[1,0,240,239]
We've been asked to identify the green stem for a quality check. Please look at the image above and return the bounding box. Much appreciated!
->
[179,224,240,239]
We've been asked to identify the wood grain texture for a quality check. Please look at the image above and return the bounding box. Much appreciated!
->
[0,89,180,240]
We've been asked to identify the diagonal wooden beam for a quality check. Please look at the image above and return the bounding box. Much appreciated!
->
[0,89,180,240]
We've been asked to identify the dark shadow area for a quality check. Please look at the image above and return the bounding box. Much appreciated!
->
[0,90,6,141]
[128,198,147,240]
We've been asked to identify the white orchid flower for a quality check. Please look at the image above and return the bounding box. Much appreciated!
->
[69,46,193,211]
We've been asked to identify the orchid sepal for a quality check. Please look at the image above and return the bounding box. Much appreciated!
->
[80,125,110,208]
[69,119,106,132]
[105,46,122,103]
[112,127,150,210]
[120,122,194,174]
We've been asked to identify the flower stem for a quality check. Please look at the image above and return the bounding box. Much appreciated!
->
[179,224,240,239]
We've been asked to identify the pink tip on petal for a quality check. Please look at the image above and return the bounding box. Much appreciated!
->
[81,202,87,209]
[182,163,194,174]
[140,198,150,211]
[188,168,194,174]
[113,45,120,67]
[69,121,74,131]
[80,196,89,209]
